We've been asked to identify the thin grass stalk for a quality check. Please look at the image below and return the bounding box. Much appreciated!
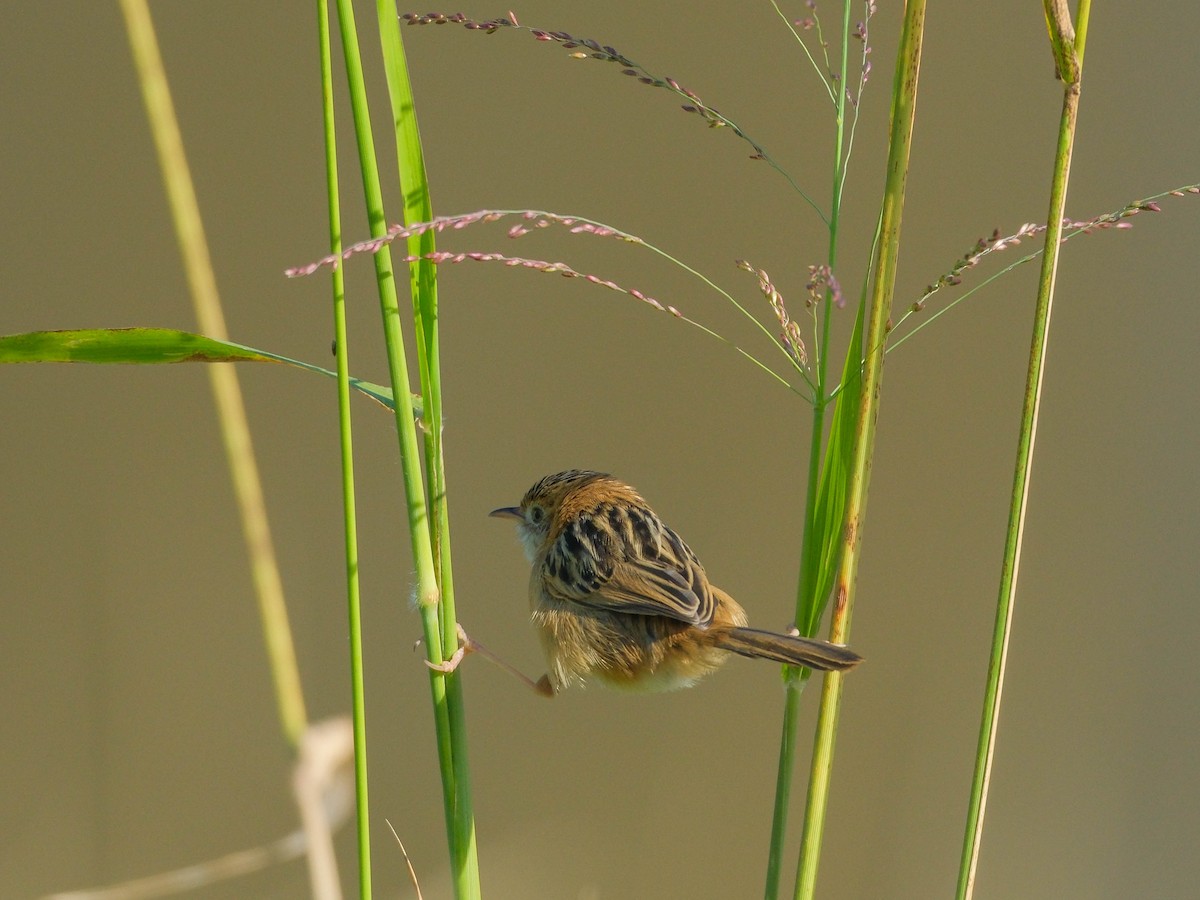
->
[761,147,829,900]
[955,5,1089,897]
[764,3,855,895]
[329,1,471,891]
[117,0,308,750]
[316,1,372,896]
[794,3,927,897]
[764,684,803,899]
[376,8,480,896]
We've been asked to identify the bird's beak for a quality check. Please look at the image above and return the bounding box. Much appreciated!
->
[489,506,522,521]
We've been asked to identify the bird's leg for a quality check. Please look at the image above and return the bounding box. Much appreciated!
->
[424,624,555,698]
[422,623,473,674]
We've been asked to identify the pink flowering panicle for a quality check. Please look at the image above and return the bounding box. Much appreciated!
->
[737,258,833,369]
[287,209,686,319]
[911,190,1195,314]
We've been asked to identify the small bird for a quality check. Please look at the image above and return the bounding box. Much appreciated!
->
[487,470,862,695]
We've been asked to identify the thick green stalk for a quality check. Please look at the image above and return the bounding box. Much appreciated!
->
[956,5,1089,898]
[316,1,371,896]
[330,2,475,895]
[794,3,926,897]
[375,6,448,606]
[375,7,480,897]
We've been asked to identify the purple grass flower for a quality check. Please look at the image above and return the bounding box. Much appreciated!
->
[399,9,774,162]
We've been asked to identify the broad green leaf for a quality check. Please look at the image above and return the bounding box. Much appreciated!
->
[802,302,865,635]
[0,328,415,413]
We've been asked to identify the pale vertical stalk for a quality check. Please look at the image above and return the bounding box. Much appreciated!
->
[121,1,333,892]
[956,5,1089,898]
[117,0,307,751]
[315,0,372,896]
[794,3,927,897]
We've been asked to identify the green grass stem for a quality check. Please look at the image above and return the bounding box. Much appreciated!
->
[315,1,372,896]
[793,3,926,897]
[955,4,1090,897]
[764,2,859,895]
[376,7,481,896]
[331,3,479,895]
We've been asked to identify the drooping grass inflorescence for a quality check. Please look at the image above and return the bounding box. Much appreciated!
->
[400,12,758,145]
[287,187,1197,391]
[398,9,840,205]
[887,187,1198,346]
[287,208,838,394]
[288,209,683,315]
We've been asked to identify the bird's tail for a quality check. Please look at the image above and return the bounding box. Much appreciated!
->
[714,626,862,672]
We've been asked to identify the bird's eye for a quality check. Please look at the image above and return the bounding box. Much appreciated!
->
[528,505,545,525]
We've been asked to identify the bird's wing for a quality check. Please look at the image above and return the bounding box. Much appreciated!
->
[541,506,716,627]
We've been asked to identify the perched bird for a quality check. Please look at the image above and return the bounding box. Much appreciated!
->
[488,470,862,695]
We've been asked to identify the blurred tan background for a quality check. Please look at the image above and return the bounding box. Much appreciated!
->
[4,3,1198,898]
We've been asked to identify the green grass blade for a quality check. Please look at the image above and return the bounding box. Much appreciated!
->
[802,301,865,635]
[794,2,927,895]
[331,2,473,894]
[0,326,275,364]
[0,327,414,413]
[377,7,480,897]
[315,0,372,894]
